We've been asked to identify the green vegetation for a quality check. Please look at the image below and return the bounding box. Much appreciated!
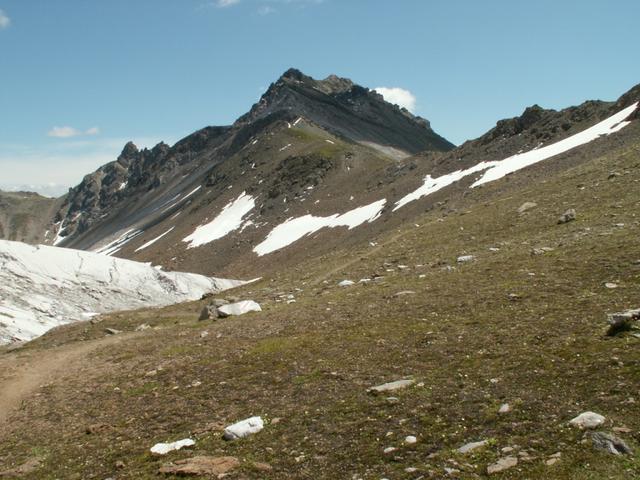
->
[0,144,639,479]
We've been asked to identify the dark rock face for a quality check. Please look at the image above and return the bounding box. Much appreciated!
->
[53,126,232,241]
[235,69,454,154]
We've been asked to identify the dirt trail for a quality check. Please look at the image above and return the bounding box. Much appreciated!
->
[0,333,136,425]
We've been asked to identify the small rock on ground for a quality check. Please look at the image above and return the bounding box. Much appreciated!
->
[158,456,240,476]
[557,208,576,224]
[458,440,488,454]
[487,456,518,475]
[367,379,415,394]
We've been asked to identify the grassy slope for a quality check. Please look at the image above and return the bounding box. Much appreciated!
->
[0,141,639,479]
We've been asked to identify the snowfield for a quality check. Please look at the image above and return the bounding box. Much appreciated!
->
[0,240,246,345]
[394,102,638,210]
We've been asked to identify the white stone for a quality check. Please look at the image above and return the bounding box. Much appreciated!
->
[367,379,415,394]
[404,435,417,445]
[338,280,355,287]
[569,411,605,429]
[223,416,264,440]
[458,440,488,454]
[150,438,195,455]
[499,403,511,414]
[457,255,475,263]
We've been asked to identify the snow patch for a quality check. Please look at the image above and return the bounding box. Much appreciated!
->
[254,199,386,256]
[93,229,143,256]
[183,192,255,249]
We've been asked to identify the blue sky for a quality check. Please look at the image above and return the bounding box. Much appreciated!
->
[1,0,638,195]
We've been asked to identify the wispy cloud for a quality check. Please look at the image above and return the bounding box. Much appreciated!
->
[0,136,174,194]
[374,87,417,113]
[0,9,10,29]
[215,0,241,7]
[47,126,101,138]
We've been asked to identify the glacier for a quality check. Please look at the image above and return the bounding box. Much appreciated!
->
[0,239,246,345]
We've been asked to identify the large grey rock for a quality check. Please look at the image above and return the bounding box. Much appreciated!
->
[606,308,640,335]
[589,432,633,455]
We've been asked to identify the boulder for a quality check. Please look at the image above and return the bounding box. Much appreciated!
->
[606,308,640,335]
[217,300,261,318]
[557,209,576,224]
[589,432,633,455]
[569,411,605,430]
[159,456,240,476]
[223,416,264,440]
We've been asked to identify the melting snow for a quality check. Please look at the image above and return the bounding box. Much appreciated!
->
[119,181,127,191]
[394,102,638,211]
[135,227,175,253]
[254,199,386,256]
[279,144,292,152]
[0,240,247,345]
[183,192,255,249]
[182,185,202,200]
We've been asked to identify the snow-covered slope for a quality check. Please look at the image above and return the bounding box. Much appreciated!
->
[0,240,246,345]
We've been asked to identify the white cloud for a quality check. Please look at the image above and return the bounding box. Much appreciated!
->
[216,0,241,7]
[0,10,11,29]
[48,126,100,138]
[258,5,275,15]
[373,87,417,113]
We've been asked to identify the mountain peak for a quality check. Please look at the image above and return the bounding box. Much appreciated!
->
[238,69,454,154]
